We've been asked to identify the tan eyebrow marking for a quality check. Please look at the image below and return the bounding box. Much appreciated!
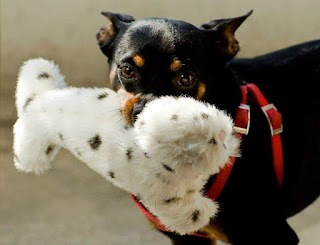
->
[169,59,183,72]
[196,82,207,100]
[132,54,145,67]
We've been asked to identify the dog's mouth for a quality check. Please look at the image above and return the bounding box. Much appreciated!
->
[132,94,157,122]
[118,89,156,126]
[131,97,149,121]
[131,95,157,125]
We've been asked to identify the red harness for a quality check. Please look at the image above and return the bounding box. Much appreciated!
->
[131,83,284,237]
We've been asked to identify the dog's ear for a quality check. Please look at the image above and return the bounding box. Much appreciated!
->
[96,12,135,56]
[201,10,252,59]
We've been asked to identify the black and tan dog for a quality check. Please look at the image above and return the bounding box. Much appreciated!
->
[96,10,320,245]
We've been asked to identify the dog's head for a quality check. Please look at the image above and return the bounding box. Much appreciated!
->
[96,11,252,116]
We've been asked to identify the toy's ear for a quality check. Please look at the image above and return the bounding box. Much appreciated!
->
[201,10,252,60]
[96,12,135,57]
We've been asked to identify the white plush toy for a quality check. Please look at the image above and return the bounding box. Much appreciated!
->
[13,58,240,235]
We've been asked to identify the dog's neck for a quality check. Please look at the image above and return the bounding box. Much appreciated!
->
[203,62,242,118]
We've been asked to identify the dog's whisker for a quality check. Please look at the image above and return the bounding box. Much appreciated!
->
[100,108,122,116]
[117,72,125,88]
[116,117,125,124]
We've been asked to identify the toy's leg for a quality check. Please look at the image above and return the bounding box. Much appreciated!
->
[14,58,66,174]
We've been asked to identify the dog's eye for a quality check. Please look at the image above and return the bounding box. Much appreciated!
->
[120,65,136,79]
[173,72,196,89]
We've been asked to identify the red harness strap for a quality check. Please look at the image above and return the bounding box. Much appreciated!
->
[207,84,284,199]
[246,83,284,186]
[207,86,249,200]
[131,83,284,238]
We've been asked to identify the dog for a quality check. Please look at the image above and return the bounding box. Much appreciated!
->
[95,10,320,245]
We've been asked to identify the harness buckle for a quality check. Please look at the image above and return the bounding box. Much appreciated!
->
[233,104,250,135]
[261,103,283,136]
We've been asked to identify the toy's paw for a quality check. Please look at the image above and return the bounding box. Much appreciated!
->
[13,119,60,174]
[134,96,240,176]
[16,58,67,116]
[143,193,219,235]
[13,58,66,174]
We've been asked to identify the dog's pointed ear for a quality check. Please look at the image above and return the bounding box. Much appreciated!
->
[201,10,253,59]
[96,12,135,56]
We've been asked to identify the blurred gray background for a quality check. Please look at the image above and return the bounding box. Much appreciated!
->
[1,0,319,244]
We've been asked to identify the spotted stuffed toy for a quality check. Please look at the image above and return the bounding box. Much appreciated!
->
[13,58,240,235]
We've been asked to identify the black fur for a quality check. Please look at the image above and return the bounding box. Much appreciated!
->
[96,11,320,245]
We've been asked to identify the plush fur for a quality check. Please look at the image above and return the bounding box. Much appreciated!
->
[13,58,240,235]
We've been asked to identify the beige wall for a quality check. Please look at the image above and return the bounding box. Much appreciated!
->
[1,0,320,120]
